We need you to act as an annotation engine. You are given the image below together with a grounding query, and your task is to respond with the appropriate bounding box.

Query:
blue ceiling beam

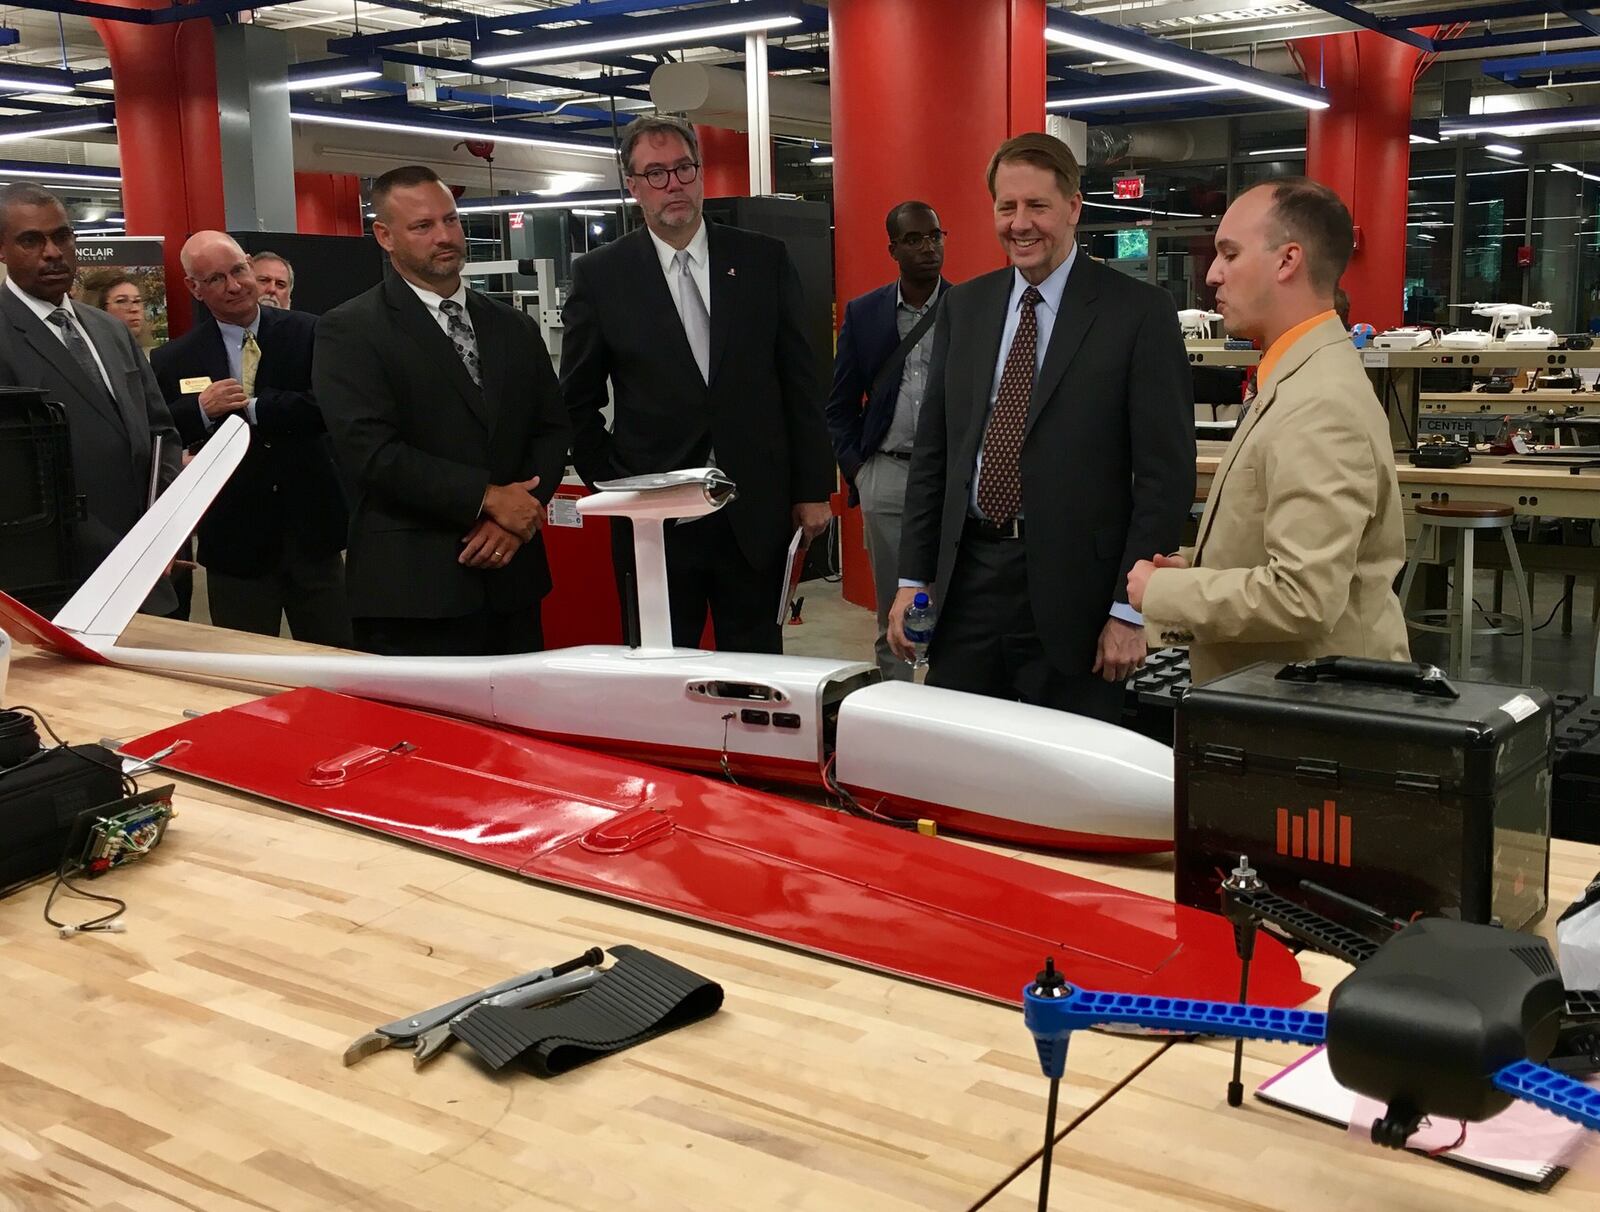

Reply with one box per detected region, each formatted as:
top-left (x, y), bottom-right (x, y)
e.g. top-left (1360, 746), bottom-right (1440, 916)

top-left (328, 0), bottom-right (677, 57)
top-left (1483, 45), bottom-right (1600, 78)
top-left (1443, 21), bottom-right (1598, 49)
top-left (1563, 3), bottom-right (1600, 33)
top-left (1292, 0), bottom-right (1436, 48)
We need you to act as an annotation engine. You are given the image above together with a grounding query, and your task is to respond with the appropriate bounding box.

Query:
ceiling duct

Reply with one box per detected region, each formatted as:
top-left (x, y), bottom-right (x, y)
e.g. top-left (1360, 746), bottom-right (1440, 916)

top-left (650, 62), bottom-right (830, 140)
top-left (1086, 124), bottom-right (1198, 167)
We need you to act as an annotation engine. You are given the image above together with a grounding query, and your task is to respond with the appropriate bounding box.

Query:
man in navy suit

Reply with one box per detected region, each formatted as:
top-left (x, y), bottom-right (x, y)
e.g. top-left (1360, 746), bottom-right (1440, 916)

top-left (825, 201), bottom-right (949, 679)
top-left (152, 230), bottom-right (350, 645)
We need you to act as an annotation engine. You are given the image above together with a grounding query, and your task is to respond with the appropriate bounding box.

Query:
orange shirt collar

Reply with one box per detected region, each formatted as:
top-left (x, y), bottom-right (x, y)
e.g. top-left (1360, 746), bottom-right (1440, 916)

top-left (1256, 310), bottom-right (1338, 391)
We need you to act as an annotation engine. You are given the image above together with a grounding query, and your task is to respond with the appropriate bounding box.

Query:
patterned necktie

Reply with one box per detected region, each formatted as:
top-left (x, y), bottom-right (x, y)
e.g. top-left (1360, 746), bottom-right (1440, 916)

top-left (673, 249), bottom-right (711, 384)
top-left (437, 298), bottom-right (481, 387)
top-left (45, 307), bottom-right (110, 397)
top-left (975, 286), bottom-right (1042, 523)
top-left (240, 330), bottom-right (261, 396)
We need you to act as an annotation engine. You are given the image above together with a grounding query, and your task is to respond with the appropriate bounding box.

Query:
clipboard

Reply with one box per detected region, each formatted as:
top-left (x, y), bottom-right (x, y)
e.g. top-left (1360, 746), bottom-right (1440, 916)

top-left (776, 527), bottom-right (806, 625)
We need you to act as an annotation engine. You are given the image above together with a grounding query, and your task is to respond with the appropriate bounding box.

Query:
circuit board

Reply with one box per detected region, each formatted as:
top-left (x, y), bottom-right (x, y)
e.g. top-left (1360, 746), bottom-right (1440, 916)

top-left (75, 784), bottom-right (175, 877)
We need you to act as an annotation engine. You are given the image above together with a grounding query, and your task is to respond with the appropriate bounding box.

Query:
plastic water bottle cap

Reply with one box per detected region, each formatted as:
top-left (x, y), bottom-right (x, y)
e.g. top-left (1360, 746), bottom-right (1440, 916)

top-left (913, 592), bottom-right (930, 609)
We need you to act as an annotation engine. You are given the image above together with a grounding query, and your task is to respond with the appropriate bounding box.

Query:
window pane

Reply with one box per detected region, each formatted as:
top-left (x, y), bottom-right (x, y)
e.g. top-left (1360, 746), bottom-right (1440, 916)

top-left (1404, 150), bottom-right (1454, 327)
top-left (1530, 150), bottom-right (1600, 336)
top-left (1457, 151), bottom-right (1529, 318)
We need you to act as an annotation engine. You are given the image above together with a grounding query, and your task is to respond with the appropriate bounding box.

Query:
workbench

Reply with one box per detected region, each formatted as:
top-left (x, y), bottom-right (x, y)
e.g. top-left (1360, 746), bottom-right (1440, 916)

top-left (2, 619), bottom-right (1597, 1212)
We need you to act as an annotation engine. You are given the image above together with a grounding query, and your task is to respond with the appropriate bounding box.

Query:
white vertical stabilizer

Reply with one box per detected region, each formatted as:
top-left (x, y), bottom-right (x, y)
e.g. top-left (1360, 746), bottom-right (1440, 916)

top-left (53, 416), bottom-right (249, 644)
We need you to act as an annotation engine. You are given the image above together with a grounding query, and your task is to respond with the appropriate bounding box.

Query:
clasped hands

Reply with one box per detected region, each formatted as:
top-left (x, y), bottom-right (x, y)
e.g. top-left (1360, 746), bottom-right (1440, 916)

top-left (460, 476), bottom-right (545, 568)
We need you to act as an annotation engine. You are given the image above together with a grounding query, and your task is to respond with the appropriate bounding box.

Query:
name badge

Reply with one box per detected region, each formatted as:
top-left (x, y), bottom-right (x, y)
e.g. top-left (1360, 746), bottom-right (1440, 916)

top-left (179, 376), bottom-right (212, 394)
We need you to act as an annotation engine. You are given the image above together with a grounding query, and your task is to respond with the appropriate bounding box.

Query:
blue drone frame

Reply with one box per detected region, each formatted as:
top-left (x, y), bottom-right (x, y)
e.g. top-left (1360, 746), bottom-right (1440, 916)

top-left (1022, 859), bottom-right (1600, 1211)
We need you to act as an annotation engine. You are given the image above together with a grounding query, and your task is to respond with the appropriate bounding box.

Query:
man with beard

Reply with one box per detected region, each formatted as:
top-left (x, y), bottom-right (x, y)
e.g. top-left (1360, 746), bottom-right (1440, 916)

top-left (315, 165), bottom-right (570, 656)
top-left (561, 115), bottom-right (834, 653)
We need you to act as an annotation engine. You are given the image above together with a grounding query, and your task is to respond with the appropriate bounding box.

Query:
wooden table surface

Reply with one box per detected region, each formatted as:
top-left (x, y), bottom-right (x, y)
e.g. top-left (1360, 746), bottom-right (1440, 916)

top-left (2, 619), bottom-right (1596, 1211)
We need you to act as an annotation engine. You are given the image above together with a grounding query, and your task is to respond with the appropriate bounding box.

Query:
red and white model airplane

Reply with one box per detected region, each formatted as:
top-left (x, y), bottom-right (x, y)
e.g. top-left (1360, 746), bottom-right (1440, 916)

top-left (0, 416), bottom-right (1174, 853)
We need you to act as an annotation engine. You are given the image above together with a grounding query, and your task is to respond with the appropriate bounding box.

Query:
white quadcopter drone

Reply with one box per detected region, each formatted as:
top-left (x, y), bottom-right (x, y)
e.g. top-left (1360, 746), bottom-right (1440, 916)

top-left (1177, 308), bottom-right (1224, 340)
top-left (1439, 301), bottom-right (1557, 350)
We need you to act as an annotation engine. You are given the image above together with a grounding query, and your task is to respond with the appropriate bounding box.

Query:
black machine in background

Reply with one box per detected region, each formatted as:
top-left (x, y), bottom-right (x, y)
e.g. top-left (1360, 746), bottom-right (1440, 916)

top-left (0, 386), bottom-right (82, 615)
top-left (1174, 657), bottom-right (1551, 933)
top-left (227, 231), bottom-right (386, 317)
top-left (702, 196), bottom-right (834, 405)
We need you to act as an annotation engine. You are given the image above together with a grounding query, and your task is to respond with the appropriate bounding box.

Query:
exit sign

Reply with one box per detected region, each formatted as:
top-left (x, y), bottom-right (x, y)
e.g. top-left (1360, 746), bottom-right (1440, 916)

top-left (508, 211), bottom-right (525, 230)
top-left (1113, 176), bottom-right (1145, 200)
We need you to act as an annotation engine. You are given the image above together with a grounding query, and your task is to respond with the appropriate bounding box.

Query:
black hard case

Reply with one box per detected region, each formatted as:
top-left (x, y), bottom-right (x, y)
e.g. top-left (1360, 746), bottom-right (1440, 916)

top-left (1174, 658), bottom-right (1551, 931)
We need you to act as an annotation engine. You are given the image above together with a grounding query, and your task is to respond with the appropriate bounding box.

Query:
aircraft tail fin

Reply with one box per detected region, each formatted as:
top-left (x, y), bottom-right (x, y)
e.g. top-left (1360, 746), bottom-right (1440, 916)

top-left (52, 415), bottom-right (249, 643)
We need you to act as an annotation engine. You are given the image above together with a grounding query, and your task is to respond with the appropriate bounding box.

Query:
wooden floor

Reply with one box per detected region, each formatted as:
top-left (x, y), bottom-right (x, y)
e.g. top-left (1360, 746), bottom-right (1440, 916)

top-left (1, 619), bottom-right (1597, 1211)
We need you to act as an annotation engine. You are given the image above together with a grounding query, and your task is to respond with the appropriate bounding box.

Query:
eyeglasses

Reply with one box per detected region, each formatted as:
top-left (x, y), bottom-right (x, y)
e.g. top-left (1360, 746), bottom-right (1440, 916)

top-left (897, 229), bottom-right (948, 250)
top-left (196, 263), bottom-right (253, 291)
top-left (630, 161), bottom-right (701, 190)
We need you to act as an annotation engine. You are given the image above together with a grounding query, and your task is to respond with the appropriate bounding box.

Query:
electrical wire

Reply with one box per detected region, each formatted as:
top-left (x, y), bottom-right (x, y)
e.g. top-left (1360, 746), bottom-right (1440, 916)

top-left (821, 752), bottom-right (919, 829)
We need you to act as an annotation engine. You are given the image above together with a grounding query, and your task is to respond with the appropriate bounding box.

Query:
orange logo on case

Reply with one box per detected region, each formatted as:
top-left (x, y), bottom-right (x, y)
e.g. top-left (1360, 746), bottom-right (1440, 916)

top-left (1275, 800), bottom-right (1352, 866)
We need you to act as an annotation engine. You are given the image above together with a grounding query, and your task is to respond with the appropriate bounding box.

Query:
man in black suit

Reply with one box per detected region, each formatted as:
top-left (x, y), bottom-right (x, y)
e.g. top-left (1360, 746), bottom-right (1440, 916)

top-left (315, 165), bottom-right (569, 657)
top-left (151, 230), bottom-right (349, 645)
top-left (561, 115), bottom-right (835, 654)
top-left (0, 182), bottom-right (181, 614)
top-left (891, 133), bottom-right (1195, 722)
top-left (826, 200), bottom-right (950, 680)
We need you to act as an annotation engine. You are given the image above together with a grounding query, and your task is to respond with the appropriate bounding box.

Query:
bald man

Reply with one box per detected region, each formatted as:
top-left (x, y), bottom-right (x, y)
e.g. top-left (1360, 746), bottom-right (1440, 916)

top-left (150, 230), bottom-right (350, 644)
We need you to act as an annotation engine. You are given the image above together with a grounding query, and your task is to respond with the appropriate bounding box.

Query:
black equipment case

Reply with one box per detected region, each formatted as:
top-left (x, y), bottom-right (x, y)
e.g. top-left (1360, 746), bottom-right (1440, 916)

top-left (0, 744), bottom-right (124, 893)
top-left (1175, 657), bottom-right (1551, 931)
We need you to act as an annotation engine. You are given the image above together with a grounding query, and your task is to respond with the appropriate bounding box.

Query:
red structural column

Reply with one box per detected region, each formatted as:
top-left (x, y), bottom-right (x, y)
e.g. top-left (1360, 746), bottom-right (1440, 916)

top-left (829, 0), bottom-right (1046, 609)
top-left (1292, 31), bottom-right (1434, 331)
top-left (295, 172), bottom-right (365, 236)
top-left (695, 123), bottom-right (749, 197)
top-left (93, 3), bottom-right (226, 337)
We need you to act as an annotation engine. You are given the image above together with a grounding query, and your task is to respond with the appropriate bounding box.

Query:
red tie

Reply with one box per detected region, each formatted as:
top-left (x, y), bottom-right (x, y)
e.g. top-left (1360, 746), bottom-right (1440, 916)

top-left (976, 285), bottom-right (1042, 523)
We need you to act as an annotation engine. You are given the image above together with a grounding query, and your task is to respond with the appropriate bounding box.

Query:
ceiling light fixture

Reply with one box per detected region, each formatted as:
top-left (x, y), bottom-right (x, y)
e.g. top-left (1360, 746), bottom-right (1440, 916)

top-left (473, 1), bottom-right (805, 69)
top-left (1247, 145), bottom-right (1307, 156)
top-left (0, 158), bottom-right (120, 184)
top-left (810, 154), bottom-right (833, 165)
top-left (286, 58), bottom-right (384, 92)
top-left (0, 105), bottom-right (116, 144)
top-left (1044, 11), bottom-right (1329, 110)
top-left (0, 63), bottom-right (76, 95)
top-left (1443, 107), bottom-right (1600, 138)
top-left (290, 102), bottom-right (614, 158)
top-left (1046, 84), bottom-right (1227, 109)
top-left (1554, 162), bottom-right (1600, 184)
top-left (455, 190), bottom-right (629, 214)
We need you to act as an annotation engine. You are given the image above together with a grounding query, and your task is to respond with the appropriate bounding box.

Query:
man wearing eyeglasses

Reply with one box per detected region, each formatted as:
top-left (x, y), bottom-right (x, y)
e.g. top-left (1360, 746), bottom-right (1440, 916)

top-left (826, 201), bottom-right (951, 680)
top-left (562, 115), bottom-right (835, 654)
top-left (151, 229), bottom-right (350, 645)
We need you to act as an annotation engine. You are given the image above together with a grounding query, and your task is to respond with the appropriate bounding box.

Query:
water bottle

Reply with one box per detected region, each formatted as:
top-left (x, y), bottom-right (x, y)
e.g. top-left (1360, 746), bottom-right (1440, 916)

top-left (903, 592), bottom-right (936, 668)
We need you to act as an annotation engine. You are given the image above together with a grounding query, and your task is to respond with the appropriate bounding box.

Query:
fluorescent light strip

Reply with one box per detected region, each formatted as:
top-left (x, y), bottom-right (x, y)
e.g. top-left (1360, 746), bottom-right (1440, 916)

top-left (0, 165), bottom-right (121, 183)
top-left (474, 14), bottom-right (802, 68)
top-left (457, 198), bottom-right (625, 213)
top-left (1082, 198), bottom-right (1203, 218)
top-left (809, 155), bottom-right (833, 164)
top-left (571, 208), bottom-right (612, 216)
top-left (1247, 145), bottom-right (1306, 156)
top-left (0, 119), bottom-right (114, 143)
top-left (1554, 162), bottom-right (1600, 184)
top-left (1409, 133), bottom-right (1438, 145)
top-left (1045, 25), bottom-right (1328, 111)
top-left (286, 70), bottom-right (383, 92)
top-left (291, 110), bottom-right (613, 158)
top-left (0, 77), bottom-right (74, 95)
top-left (1046, 84), bottom-right (1226, 109)
top-left (1447, 115), bottom-right (1600, 138)
top-left (1484, 143), bottom-right (1522, 156)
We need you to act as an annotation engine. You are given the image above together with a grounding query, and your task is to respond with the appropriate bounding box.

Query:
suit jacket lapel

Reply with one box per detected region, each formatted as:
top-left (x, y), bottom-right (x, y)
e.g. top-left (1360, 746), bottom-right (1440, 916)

top-left (706, 223), bottom-right (734, 387)
top-left (625, 228), bottom-right (704, 390)
top-left (197, 317), bottom-right (231, 384)
top-left (969, 270), bottom-right (1012, 448)
top-left (383, 275), bottom-right (490, 430)
top-left (80, 314), bottom-right (146, 457)
top-left (1, 291), bottom-right (125, 436)
top-left (1026, 255), bottom-right (1099, 435)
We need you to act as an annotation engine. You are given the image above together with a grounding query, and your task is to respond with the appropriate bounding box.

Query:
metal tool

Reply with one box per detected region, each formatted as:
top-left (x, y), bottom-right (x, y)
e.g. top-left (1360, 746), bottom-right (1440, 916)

top-left (411, 965), bottom-right (601, 1068)
top-left (342, 946), bottom-right (604, 1066)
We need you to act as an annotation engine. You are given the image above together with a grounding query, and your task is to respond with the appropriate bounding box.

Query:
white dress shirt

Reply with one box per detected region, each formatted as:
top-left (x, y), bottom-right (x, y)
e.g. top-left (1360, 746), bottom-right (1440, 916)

top-left (648, 219), bottom-right (712, 330)
top-left (402, 276), bottom-right (474, 340)
top-left (6, 276), bottom-right (116, 395)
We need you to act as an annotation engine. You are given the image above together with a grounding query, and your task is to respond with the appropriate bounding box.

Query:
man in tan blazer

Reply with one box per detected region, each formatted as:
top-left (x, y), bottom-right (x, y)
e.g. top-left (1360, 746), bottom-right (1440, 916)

top-left (1126, 177), bottom-right (1409, 685)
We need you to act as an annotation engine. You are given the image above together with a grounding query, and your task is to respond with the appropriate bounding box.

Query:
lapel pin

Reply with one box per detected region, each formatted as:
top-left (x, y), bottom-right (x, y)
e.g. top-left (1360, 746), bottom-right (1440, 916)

top-left (727, 267), bottom-right (736, 277)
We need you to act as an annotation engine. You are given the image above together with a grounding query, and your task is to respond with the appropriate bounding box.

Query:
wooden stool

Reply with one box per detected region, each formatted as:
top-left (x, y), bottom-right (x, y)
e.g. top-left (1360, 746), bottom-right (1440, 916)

top-left (1397, 501), bottom-right (1533, 684)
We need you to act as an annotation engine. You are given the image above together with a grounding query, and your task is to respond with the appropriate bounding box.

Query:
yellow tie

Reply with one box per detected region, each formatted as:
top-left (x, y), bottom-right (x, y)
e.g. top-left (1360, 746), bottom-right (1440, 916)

top-left (241, 331), bottom-right (261, 396)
